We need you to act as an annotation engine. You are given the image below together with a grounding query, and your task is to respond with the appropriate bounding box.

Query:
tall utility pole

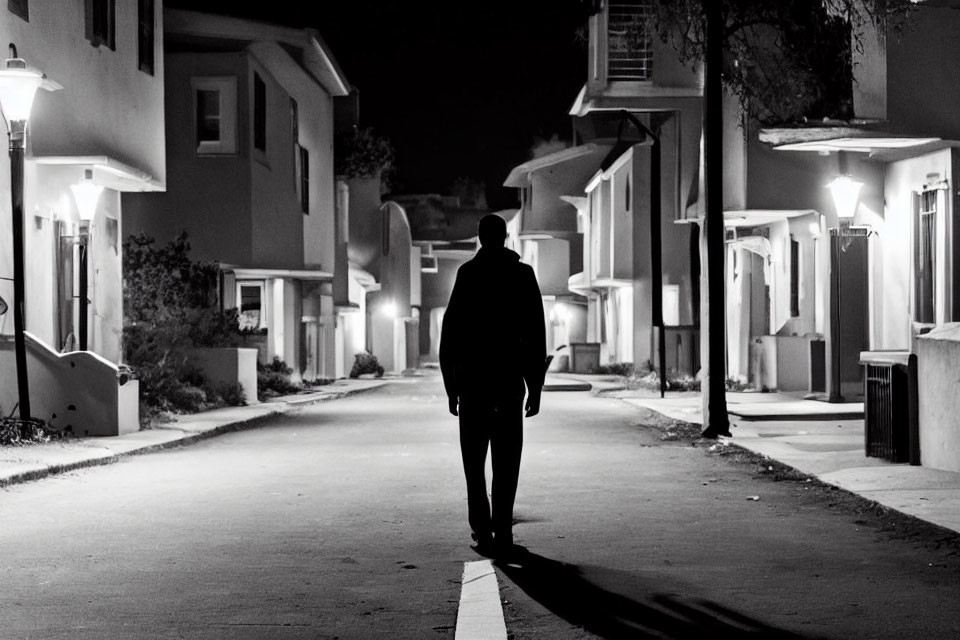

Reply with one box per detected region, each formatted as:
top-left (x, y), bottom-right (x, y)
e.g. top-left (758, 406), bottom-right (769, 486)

top-left (700, 0), bottom-right (730, 438)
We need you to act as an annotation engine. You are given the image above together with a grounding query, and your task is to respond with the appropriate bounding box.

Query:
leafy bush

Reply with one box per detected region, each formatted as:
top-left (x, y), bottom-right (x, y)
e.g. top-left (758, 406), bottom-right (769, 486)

top-left (589, 362), bottom-right (635, 376)
top-left (627, 368), bottom-right (702, 392)
top-left (0, 417), bottom-right (67, 445)
top-left (257, 357), bottom-right (302, 400)
top-left (725, 377), bottom-right (751, 392)
top-left (123, 232), bottom-right (244, 424)
top-left (349, 351), bottom-right (384, 378)
top-left (206, 381), bottom-right (246, 407)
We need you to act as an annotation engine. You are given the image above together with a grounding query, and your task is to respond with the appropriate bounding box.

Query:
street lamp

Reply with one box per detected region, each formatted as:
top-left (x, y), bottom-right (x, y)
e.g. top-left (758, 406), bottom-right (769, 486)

top-left (826, 174), bottom-right (863, 235)
top-left (825, 154), bottom-right (866, 403)
top-left (70, 169), bottom-right (103, 351)
top-left (0, 45), bottom-right (47, 420)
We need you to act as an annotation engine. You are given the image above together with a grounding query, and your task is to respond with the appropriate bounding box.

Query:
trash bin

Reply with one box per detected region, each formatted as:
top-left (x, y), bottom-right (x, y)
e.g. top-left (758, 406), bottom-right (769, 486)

top-left (569, 343), bottom-right (601, 374)
top-left (859, 350), bottom-right (919, 464)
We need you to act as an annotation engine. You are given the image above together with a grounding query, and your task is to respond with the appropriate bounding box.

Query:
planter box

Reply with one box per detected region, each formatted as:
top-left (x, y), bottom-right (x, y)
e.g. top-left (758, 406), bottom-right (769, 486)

top-left (188, 348), bottom-right (259, 405)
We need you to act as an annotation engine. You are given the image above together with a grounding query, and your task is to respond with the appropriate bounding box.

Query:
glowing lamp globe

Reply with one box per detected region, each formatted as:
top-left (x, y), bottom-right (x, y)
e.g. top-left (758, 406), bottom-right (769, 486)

top-left (70, 169), bottom-right (103, 221)
top-left (826, 175), bottom-right (863, 221)
top-left (0, 56), bottom-right (43, 129)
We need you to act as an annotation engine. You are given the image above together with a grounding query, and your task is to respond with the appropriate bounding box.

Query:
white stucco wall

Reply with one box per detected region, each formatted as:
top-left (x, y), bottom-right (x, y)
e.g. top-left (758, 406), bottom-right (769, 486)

top-left (2, 0), bottom-right (166, 185)
top-left (878, 148), bottom-right (954, 349)
top-left (916, 324), bottom-right (960, 473)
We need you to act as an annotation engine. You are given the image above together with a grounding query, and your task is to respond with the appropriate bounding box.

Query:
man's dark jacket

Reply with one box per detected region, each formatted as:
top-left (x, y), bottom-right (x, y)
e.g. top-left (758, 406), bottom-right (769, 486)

top-left (439, 246), bottom-right (546, 402)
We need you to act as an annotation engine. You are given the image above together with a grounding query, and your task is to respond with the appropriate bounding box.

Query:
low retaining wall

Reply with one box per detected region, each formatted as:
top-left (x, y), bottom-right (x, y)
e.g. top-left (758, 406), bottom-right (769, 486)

top-left (188, 347), bottom-right (259, 405)
top-left (0, 332), bottom-right (139, 436)
top-left (916, 323), bottom-right (960, 473)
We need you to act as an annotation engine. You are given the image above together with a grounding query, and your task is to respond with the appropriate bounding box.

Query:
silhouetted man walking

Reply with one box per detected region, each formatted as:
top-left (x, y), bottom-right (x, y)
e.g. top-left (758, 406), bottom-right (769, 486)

top-left (439, 213), bottom-right (546, 558)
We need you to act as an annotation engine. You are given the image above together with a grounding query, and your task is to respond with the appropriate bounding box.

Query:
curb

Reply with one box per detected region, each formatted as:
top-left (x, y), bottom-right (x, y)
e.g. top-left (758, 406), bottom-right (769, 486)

top-left (631, 402), bottom-right (960, 540)
top-left (711, 437), bottom-right (960, 541)
top-left (0, 382), bottom-right (385, 489)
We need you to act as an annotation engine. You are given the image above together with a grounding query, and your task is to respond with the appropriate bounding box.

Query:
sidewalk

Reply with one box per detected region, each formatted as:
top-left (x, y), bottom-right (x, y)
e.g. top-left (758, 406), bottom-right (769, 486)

top-left (0, 377), bottom-right (387, 488)
top-left (570, 377), bottom-right (960, 537)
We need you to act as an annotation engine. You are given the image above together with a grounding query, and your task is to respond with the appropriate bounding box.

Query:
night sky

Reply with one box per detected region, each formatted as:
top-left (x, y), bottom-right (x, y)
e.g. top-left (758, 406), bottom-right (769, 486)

top-left (165, 1), bottom-right (589, 210)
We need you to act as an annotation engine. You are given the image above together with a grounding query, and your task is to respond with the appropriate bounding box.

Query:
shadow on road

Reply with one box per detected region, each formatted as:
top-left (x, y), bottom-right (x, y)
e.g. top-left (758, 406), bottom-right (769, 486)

top-left (496, 549), bottom-right (820, 640)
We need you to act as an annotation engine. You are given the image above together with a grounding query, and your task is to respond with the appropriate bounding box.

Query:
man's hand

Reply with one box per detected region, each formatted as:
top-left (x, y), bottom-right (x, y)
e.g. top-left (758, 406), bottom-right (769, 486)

top-left (448, 396), bottom-right (459, 417)
top-left (524, 391), bottom-right (541, 418)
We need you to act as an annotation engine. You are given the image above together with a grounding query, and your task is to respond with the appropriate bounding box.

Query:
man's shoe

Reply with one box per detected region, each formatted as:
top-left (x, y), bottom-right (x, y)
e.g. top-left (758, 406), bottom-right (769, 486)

top-left (492, 533), bottom-right (517, 561)
top-left (470, 532), bottom-right (495, 558)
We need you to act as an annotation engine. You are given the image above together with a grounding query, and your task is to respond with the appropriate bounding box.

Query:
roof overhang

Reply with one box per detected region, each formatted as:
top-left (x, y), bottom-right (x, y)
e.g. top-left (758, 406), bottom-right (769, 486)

top-left (30, 155), bottom-right (163, 192)
top-left (569, 83), bottom-right (703, 117)
top-left (760, 126), bottom-right (940, 155)
top-left (723, 209), bottom-right (820, 227)
top-left (503, 143), bottom-right (612, 188)
top-left (165, 9), bottom-right (350, 97)
top-left (771, 136), bottom-right (941, 153)
top-left (349, 265), bottom-right (381, 292)
top-left (225, 266), bottom-right (334, 281)
top-left (589, 277), bottom-right (633, 289)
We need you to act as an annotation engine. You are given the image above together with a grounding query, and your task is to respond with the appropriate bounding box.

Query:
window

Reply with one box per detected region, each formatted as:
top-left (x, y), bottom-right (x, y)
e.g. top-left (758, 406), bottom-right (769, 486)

top-left (915, 189), bottom-right (937, 324)
top-left (238, 282), bottom-right (265, 331)
top-left (607, 0), bottom-right (654, 81)
top-left (137, 0), bottom-right (155, 75)
top-left (299, 147), bottom-right (310, 213)
top-left (85, 0), bottom-right (116, 50)
top-left (8, 0), bottom-right (28, 21)
top-left (625, 176), bottom-right (631, 211)
top-left (253, 72), bottom-right (266, 152)
top-left (790, 237), bottom-right (800, 318)
top-left (192, 77), bottom-right (237, 155)
top-left (290, 98), bottom-right (299, 190)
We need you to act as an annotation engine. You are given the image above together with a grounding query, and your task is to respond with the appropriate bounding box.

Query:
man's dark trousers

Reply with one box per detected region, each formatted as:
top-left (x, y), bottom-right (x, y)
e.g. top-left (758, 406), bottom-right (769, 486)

top-left (458, 396), bottom-right (523, 543)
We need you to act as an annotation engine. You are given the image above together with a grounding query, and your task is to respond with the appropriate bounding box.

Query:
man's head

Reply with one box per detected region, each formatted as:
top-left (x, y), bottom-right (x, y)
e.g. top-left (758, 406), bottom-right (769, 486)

top-left (478, 214), bottom-right (507, 248)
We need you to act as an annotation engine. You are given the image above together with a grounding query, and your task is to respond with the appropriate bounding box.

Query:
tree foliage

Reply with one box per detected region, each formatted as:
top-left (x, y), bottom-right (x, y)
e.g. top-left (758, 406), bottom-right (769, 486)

top-left (647, 0), bottom-right (919, 125)
top-left (335, 126), bottom-right (397, 192)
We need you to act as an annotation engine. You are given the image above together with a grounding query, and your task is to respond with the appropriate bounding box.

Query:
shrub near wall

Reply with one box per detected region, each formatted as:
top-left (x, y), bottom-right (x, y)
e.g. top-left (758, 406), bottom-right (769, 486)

top-left (123, 232), bottom-right (245, 423)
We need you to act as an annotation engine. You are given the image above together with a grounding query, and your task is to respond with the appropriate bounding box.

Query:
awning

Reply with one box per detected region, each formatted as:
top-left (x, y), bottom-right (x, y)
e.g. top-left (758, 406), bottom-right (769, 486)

top-left (760, 127), bottom-right (940, 155)
top-left (349, 265), bottom-right (381, 292)
top-left (30, 155), bottom-right (163, 192)
top-left (224, 266), bottom-right (333, 281)
top-left (503, 143), bottom-right (612, 188)
top-left (724, 209), bottom-right (820, 227)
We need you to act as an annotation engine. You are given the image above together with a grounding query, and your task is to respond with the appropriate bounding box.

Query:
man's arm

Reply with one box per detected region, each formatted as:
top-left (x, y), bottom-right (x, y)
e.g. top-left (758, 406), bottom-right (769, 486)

top-left (439, 270), bottom-right (464, 416)
top-left (521, 265), bottom-right (547, 417)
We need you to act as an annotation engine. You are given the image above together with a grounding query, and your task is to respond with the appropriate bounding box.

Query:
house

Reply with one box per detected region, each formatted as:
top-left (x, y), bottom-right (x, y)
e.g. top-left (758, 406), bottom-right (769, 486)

top-left (0, 0), bottom-right (165, 435)
top-left (123, 9), bottom-right (350, 382)
top-left (341, 176), bottom-right (420, 374)
top-left (739, 1), bottom-right (960, 472)
top-left (503, 146), bottom-right (606, 370)
top-left (563, 0), bottom-right (702, 376)
top-left (397, 194), bottom-right (499, 363)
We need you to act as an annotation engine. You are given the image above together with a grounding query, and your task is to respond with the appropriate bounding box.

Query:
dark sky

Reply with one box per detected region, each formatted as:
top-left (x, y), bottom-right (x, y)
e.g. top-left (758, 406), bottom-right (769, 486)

top-left (165, 1), bottom-right (589, 209)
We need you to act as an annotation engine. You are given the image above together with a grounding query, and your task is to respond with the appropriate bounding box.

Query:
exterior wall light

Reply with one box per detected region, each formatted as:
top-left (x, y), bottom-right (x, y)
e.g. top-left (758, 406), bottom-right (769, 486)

top-left (381, 301), bottom-right (397, 318)
top-left (70, 169), bottom-right (103, 350)
top-left (70, 169), bottom-right (103, 221)
top-left (826, 174), bottom-right (863, 231)
top-left (0, 44), bottom-right (59, 419)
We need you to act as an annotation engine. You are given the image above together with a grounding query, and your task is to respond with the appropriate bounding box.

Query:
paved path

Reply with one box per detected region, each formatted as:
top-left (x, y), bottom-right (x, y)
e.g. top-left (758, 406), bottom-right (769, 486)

top-left (1, 372), bottom-right (958, 639)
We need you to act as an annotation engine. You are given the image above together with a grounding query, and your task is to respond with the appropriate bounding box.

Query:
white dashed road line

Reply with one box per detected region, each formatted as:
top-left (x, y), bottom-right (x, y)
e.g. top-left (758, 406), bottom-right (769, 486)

top-left (455, 560), bottom-right (508, 640)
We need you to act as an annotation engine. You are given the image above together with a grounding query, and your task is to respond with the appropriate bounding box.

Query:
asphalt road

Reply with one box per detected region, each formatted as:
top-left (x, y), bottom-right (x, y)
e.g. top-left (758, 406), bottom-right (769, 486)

top-left (1, 371), bottom-right (958, 639)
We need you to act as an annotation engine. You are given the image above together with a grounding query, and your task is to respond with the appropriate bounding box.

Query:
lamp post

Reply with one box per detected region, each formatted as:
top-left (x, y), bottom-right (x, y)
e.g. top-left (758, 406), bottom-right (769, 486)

top-left (826, 156), bottom-right (864, 402)
top-left (0, 45), bottom-right (45, 420)
top-left (70, 169), bottom-right (103, 351)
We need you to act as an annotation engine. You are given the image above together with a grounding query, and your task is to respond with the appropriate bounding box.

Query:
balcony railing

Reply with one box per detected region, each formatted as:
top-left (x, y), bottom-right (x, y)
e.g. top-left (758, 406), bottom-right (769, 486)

top-left (607, 0), bottom-right (654, 81)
